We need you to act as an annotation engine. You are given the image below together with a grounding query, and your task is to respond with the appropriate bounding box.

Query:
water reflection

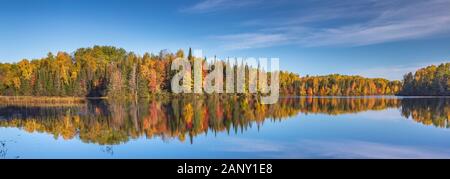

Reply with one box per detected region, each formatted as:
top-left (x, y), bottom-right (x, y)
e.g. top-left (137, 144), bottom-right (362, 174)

top-left (401, 98), bottom-right (450, 128)
top-left (0, 96), bottom-right (448, 145)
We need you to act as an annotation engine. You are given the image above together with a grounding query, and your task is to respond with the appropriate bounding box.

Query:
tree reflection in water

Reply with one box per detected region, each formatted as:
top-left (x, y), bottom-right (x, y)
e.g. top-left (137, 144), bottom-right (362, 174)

top-left (0, 96), bottom-right (448, 145)
top-left (401, 98), bottom-right (450, 128)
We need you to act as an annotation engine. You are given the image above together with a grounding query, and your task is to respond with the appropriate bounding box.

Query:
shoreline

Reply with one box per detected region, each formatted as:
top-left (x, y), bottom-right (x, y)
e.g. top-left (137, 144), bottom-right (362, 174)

top-left (0, 96), bottom-right (93, 104)
top-left (0, 95), bottom-right (449, 101)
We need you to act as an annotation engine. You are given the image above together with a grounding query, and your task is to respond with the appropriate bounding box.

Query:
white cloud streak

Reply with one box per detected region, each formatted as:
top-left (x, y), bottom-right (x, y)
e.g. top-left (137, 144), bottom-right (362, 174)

top-left (211, 0), bottom-right (450, 49)
top-left (182, 0), bottom-right (264, 13)
top-left (217, 138), bottom-right (450, 158)
top-left (295, 139), bottom-right (450, 159)
top-left (212, 33), bottom-right (290, 50)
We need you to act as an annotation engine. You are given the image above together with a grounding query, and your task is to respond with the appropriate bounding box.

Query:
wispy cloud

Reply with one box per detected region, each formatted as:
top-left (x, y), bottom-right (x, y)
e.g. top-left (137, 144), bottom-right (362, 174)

top-left (211, 33), bottom-right (291, 50)
top-left (212, 0), bottom-right (450, 49)
top-left (294, 139), bottom-right (450, 159)
top-left (182, 0), bottom-right (264, 13)
top-left (216, 138), bottom-right (450, 158)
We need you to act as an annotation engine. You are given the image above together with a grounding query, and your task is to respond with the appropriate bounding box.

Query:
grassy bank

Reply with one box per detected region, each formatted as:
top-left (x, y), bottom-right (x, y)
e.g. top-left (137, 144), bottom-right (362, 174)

top-left (0, 96), bottom-right (92, 106)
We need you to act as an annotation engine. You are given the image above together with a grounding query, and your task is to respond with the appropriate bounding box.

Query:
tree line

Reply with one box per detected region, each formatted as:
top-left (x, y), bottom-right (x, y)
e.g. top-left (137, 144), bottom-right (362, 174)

top-left (0, 46), bottom-right (174, 98)
top-left (400, 63), bottom-right (450, 96)
top-left (279, 73), bottom-right (402, 96)
top-left (0, 45), bottom-right (447, 97)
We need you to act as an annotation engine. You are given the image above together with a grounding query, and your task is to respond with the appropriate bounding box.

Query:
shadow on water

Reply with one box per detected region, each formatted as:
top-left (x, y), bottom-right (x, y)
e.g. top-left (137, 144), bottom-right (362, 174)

top-left (0, 96), bottom-right (448, 145)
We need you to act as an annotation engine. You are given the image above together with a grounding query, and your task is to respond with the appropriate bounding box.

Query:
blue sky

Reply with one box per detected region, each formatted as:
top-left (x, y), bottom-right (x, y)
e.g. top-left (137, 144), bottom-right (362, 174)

top-left (0, 0), bottom-right (449, 80)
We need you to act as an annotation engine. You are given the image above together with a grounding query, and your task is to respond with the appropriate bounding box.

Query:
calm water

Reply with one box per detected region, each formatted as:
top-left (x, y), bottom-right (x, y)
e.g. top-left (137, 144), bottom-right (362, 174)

top-left (0, 96), bottom-right (449, 159)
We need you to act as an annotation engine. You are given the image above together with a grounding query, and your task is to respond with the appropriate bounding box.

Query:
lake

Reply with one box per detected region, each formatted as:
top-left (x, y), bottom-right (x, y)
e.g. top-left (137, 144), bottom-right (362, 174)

top-left (0, 96), bottom-right (449, 159)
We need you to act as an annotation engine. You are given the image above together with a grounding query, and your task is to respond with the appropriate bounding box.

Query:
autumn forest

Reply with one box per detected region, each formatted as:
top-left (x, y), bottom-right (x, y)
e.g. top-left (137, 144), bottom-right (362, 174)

top-left (0, 46), bottom-right (448, 98)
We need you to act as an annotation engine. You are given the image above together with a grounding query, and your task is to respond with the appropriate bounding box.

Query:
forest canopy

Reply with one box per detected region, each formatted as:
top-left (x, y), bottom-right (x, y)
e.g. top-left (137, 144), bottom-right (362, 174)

top-left (0, 46), bottom-right (446, 98)
top-left (400, 63), bottom-right (450, 96)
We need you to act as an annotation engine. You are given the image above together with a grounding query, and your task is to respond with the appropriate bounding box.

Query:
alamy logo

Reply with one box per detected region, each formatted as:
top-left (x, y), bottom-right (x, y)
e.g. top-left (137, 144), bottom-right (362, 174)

top-left (171, 50), bottom-right (280, 104)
